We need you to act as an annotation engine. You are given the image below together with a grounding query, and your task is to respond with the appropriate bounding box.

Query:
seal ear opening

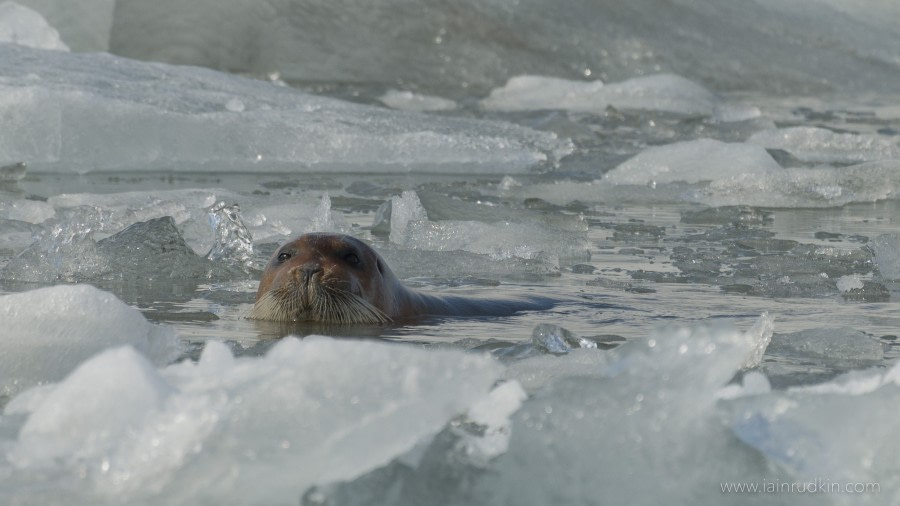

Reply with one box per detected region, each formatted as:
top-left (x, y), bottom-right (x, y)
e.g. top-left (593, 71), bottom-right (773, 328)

top-left (376, 258), bottom-right (385, 275)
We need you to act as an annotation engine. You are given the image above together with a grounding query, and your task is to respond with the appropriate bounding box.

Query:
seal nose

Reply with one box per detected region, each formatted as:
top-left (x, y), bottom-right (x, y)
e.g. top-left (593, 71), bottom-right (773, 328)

top-left (301, 266), bottom-right (323, 277)
top-left (293, 264), bottom-right (323, 283)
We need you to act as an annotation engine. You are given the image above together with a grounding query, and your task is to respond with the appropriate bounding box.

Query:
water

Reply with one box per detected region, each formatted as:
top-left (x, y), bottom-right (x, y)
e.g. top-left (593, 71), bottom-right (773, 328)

top-left (2, 1), bottom-right (900, 504)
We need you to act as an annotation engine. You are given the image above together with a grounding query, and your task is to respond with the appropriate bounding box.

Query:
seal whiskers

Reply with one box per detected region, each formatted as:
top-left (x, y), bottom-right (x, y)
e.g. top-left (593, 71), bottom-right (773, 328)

top-left (248, 280), bottom-right (391, 324)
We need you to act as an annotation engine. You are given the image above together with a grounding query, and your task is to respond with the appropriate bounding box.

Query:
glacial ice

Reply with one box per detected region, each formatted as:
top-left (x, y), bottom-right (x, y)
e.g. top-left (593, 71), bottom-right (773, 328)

top-left (603, 139), bottom-right (782, 185)
top-left (0, 1), bottom-right (68, 50)
top-left (0, 337), bottom-right (503, 505)
top-left (748, 127), bottom-right (900, 164)
top-left (0, 43), bottom-right (570, 173)
top-left (482, 74), bottom-right (720, 117)
top-left (0, 284), bottom-right (181, 397)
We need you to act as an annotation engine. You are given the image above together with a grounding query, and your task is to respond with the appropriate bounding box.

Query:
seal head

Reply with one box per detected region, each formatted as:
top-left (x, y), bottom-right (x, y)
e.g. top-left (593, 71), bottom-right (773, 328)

top-left (249, 233), bottom-right (394, 324)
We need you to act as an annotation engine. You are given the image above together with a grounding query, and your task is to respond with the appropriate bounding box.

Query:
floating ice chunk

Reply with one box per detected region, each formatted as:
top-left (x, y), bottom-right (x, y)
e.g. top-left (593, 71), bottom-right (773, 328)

top-left (0, 161), bottom-right (26, 181)
top-left (726, 361), bottom-right (900, 492)
top-left (711, 103), bottom-right (761, 123)
top-left (383, 191), bottom-right (589, 260)
top-left (836, 274), bottom-right (865, 292)
top-left (461, 380), bottom-right (527, 465)
top-left (498, 175), bottom-right (521, 191)
top-left (309, 192), bottom-right (335, 232)
top-left (2, 214), bottom-right (211, 283)
top-left (8, 346), bottom-right (173, 467)
top-left (695, 160), bottom-right (900, 208)
top-left (0, 2), bottom-right (69, 50)
top-left (399, 219), bottom-right (590, 261)
top-left (870, 234), bottom-right (900, 280)
top-left (0, 285), bottom-right (180, 397)
top-left (95, 216), bottom-right (211, 281)
top-left (766, 328), bottom-right (884, 367)
top-left (531, 323), bottom-right (596, 355)
top-left (377, 246), bottom-right (561, 281)
top-left (0, 207), bottom-right (110, 282)
top-left (482, 74), bottom-right (719, 116)
top-left (388, 191), bottom-right (429, 244)
top-left (604, 139), bottom-right (782, 185)
top-left (485, 315), bottom-right (778, 504)
top-left (205, 201), bottom-right (254, 269)
top-left (0, 44), bottom-right (570, 173)
top-left (482, 75), bottom-right (606, 112)
top-left (741, 312), bottom-right (774, 369)
top-left (379, 90), bottom-right (456, 112)
top-left (1, 336), bottom-right (502, 504)
top-left (0, 218), bottom-right (38, 255)
top-left (14, 0), bottom-right (113, 51)
top-left (748, 127), bottom-right (900, 164)
top-left (0, 198), bottom-right (54, 224)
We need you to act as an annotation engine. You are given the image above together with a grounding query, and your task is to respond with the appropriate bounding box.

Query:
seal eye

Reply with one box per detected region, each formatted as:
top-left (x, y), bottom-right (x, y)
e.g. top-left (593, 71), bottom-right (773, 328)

top-left (344, 253), bottom-right (360, 266)
top-left (277, 252), bottom-right (291, 262)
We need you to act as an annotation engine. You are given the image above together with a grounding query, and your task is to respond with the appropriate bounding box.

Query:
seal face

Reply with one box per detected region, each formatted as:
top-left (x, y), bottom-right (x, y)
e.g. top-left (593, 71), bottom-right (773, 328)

top-left (249, 233), bottom-right (393, 324)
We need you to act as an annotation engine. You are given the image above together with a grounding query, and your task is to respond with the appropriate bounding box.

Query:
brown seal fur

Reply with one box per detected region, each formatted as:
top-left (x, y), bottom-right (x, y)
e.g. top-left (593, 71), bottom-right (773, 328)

top-left (249, 233), bottom-right (552, 324)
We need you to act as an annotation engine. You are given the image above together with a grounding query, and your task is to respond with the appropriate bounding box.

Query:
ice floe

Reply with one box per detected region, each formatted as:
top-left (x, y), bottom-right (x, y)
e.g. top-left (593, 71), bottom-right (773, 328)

top-left (0, 43), bottom-right (571, 174)
top-left (0, 1), bottom-right (68, 50)
top-left (603, 139), bottom-right (782, 185)
top-left (482, 73), bottom-right (720, 117)
top-left (0, 284), bottom-right (180, 397)
top-left (1, 336), bottom-right (502, 505)
top-left (748, 127), bottom-right (900, 164)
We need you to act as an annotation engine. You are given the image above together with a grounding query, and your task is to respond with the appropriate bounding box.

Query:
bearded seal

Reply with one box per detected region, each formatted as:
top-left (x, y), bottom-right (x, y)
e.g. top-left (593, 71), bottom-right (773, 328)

top-left (249, 233), bottom-right (554, 324)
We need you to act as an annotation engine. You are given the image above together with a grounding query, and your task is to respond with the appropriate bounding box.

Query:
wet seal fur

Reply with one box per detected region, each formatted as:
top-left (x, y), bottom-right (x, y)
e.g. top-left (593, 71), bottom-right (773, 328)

top-left (249, 232), bottom-right (554, 324)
